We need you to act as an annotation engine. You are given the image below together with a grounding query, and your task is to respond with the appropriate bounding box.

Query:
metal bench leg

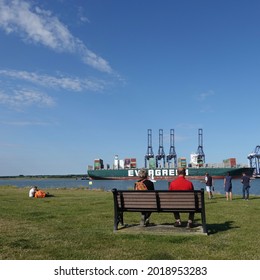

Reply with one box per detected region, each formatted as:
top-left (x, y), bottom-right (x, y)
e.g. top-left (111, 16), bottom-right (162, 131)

top-left (114, 212), bottom-right (124, 231)
top-left (201, 212), bottom-right (207, 234)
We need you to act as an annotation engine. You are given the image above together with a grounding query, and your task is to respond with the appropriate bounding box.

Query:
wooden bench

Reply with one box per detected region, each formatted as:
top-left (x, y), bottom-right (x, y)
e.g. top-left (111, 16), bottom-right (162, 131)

top-left (112, 188), bottom-right (207, 234)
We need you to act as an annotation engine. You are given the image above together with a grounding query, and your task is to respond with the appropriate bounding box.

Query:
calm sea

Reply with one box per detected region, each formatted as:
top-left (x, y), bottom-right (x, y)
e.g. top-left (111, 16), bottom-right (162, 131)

top-left (0, 178), bottom-right (259, 196)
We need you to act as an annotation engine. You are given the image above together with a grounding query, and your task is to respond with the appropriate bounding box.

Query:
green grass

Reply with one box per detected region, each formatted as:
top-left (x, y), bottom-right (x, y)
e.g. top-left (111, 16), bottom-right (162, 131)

top-left (0, 186), bottom-right (260, 260)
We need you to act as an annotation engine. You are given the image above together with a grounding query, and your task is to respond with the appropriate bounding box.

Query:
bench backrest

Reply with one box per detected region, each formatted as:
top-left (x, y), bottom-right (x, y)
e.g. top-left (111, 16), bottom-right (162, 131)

top-left (112, 189), bottom-right (204, 213)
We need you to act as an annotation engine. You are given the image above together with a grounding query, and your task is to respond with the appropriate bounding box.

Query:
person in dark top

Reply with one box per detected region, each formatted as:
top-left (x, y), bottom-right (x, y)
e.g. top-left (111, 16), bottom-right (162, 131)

top-left (224, 172), bottom-right (232, 201)
top-left (134, 168), bottom-right (154, 226)
top-left (205, 172), bottom-right (213, 199)
top-left (241, 172), bottom-right (251, 200)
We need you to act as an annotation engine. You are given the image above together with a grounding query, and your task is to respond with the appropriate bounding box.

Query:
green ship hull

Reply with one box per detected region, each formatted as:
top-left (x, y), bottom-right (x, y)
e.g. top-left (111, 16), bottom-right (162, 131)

top-left (88, 167), bottom-right (254, 180)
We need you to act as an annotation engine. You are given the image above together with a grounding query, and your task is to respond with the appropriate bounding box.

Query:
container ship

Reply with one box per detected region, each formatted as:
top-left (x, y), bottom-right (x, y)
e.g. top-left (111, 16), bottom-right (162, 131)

top-left (87, 167), bottom-right (254, 180)
top-left (87, 129), bottom-right (255, 180)
top-left (87, 156), bottom-right (254, 181)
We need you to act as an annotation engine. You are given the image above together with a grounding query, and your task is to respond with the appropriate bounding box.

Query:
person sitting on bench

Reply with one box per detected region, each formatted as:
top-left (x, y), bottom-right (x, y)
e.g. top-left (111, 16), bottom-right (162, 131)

top-left (134, 168), bottom-right (154, 226)
top-left (169, 167), bottom-right (194, 228)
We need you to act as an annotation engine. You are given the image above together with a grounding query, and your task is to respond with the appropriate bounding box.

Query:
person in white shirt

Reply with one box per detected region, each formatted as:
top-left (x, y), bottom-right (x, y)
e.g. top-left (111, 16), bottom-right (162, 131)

top-left (205, 173), bottom-right (213, 199)
top-left (29, 186), bottom-right (38, 198)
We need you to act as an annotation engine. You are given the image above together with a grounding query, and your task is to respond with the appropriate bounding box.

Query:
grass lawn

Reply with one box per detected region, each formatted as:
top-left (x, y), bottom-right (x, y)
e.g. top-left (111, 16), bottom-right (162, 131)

top-left (0, 186), bottom-right (260, 260)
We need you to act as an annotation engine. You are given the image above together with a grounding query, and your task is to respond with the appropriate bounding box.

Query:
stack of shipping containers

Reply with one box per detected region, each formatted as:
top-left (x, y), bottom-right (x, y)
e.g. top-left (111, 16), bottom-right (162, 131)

top-left (94, 159), bottom-right (104, 170)
top-left (124, 158), bottom-right (137, 169)
top-left (130, 158), bottom-right (136, 168)
top-left (124, 158), bottom-right (131, 168)
top-left (149, 158), bottom-right (156, 168)
top-left (223, 158), bottom-right (236, 167)
top-left (178, 157), bottom-right (187, 168)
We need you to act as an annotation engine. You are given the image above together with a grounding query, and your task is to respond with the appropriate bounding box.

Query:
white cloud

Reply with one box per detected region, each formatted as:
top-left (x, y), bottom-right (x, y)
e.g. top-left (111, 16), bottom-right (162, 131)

top-left (0, 69), bottom-right (107, 92)
top-left (0, 120), bottom-right (56, 126)
top-left (196, 90), bottom-right (216, 114)
top-left (0, 0), bottom-right (113, 73)
top-left (199, 105), bottom-right (214, 113)
top-left (0, 88), bottom-right (55, 108)
top-left (77, 6), bottom-right (90, 23)
top-left (197, 90), bottom-right (215, 101)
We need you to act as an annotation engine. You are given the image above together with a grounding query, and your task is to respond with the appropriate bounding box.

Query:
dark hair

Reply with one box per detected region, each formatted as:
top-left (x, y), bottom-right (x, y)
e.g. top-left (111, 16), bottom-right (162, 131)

top-left (177, 168), bottom-right (186, 176)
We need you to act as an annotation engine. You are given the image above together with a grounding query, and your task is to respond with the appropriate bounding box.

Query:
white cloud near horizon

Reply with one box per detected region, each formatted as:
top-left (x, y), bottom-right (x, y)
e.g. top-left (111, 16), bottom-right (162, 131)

top-left (0, 0), bottom-right (113, 73)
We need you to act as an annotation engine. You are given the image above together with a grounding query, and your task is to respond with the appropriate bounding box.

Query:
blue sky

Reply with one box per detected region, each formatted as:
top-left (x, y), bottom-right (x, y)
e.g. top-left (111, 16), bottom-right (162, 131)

top-left (0, 0), bottom-right (259, 175)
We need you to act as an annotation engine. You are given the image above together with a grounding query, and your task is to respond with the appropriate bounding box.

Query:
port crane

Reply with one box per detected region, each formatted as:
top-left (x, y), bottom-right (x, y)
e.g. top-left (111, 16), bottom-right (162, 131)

top-left (156, 129), bottom-right (166, 168)
top-left (248, 145), bottom-right (260, 177)
top-left (166, 129), bottom-right (177, 167)
top-left (196, 128), bottom-right (205, 165)
top-left (144, 129), bottom-right (154, 168)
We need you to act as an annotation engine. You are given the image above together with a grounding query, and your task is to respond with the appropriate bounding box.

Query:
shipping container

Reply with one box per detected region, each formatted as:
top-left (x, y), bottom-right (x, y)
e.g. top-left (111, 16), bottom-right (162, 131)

top-left (230, 158), bottom-right (236, 167)
top-left (94, 162), bottom-right (100, 170)
top-left (124, 158), bottom-right (131, 169)
top-left (223, 158), bottom-right (237, 168)
top-left (130, 158), bottom-right (137, 168)
top-left (149, 158), bottom-right (156, 168)
top-left (88, 165), bottom-right (93, 170)
top-left (178, 157), bottom-right (187, 168)
top-left (94, 159), bottom-right (104, 170)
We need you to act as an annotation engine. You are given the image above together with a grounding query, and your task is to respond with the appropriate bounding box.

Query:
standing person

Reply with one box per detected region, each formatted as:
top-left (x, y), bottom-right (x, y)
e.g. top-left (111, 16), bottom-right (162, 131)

top-left (205, 172), bottom-right (213, 199)
top-left (169, 168), bottom-right (194, 228)
top-left (134, 168), bottom-right (154, 226)
top-left (224, 172), bottom-right (232, 201)
top-left (241, 172), bottom-right (251, 200)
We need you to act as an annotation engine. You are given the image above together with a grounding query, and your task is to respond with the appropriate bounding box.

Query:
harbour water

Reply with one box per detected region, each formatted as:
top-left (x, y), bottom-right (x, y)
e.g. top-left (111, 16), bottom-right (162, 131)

top-left (0, 178), bottom-right (259, 196)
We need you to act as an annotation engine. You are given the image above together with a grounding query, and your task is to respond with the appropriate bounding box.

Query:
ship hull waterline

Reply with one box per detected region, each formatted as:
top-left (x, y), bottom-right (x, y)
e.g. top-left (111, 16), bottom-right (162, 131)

top-left (87, 167), bottom-right (254, 181)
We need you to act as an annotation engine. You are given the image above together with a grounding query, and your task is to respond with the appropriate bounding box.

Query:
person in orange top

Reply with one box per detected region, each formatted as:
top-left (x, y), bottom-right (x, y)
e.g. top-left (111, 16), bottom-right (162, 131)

top-left (34, 189), bottom-right (46, 198)
top-left (169, 167), bottom-right (194, 228)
